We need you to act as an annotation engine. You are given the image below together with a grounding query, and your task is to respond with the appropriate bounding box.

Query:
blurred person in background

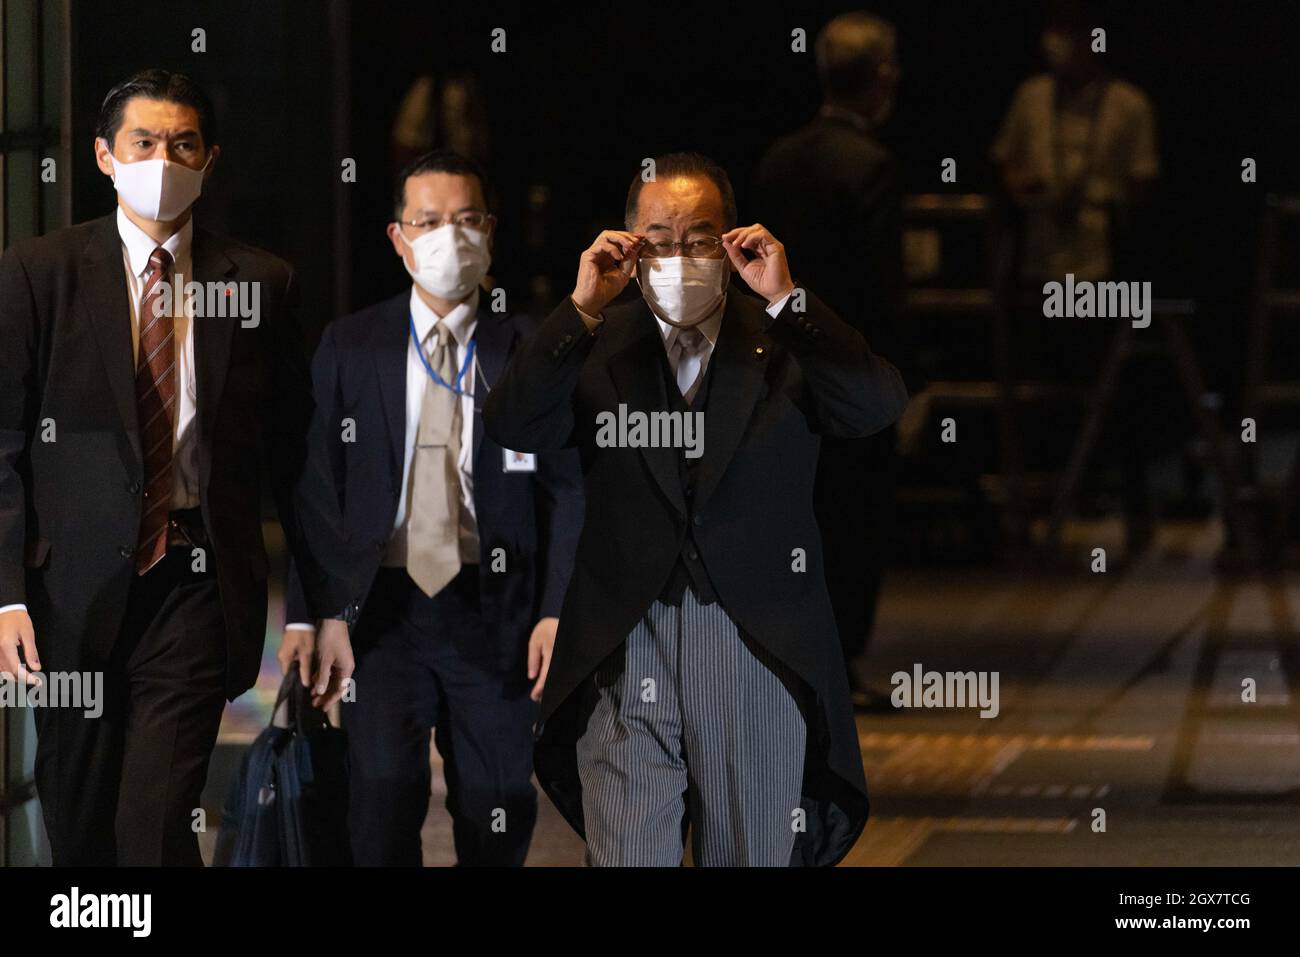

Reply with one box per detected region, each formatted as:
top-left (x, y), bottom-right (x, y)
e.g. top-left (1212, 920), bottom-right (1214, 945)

top-left (992, 0), bottom-right (1160, 551)
top-left (753, 11), bottom-right (915, 711)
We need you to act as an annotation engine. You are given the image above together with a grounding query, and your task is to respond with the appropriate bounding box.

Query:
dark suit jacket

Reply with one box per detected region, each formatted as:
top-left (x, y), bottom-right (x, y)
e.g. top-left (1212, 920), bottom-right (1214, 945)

top-left (285, 291), bottom-right (583, 664)
top-left (484, 287), bottom-right (909, 865)
top-left (753, 113), bottom-right (920, 393)
top-left (0, 212), bottom-right (347, 698)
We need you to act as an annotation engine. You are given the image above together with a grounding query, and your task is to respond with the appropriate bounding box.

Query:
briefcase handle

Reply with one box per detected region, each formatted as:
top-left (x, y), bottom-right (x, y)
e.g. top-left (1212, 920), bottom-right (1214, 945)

top-left (270, 669), bottom-right (333, 737)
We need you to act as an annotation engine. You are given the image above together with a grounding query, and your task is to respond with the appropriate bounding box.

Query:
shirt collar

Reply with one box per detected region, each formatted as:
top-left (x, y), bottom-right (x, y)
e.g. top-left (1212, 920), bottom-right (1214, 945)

top-left (409, 285), bottom-right (479, 348)
top-left (655, 293), bottom-right (725, 353)
top-left (116, 206), bottom-right (191, 277)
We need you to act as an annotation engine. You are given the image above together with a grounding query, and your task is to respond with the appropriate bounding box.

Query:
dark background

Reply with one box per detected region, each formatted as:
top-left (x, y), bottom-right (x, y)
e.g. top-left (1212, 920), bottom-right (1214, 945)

top-left (65, 0), bottom-right (1300, 417)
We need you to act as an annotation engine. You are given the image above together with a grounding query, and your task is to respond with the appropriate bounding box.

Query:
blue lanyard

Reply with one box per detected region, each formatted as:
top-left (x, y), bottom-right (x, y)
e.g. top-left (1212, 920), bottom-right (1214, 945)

top-left (409, 312), bottom-right (476, 397)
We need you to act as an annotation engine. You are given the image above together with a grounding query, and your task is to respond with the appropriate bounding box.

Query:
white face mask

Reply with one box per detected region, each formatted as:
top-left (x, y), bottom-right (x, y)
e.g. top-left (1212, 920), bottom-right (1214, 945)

top-left (637, 256), bottom-right (727, 329)
top-left (109, 151), bottom-right (210, 221)
top-left (398, 223), bottom-right (491, 300)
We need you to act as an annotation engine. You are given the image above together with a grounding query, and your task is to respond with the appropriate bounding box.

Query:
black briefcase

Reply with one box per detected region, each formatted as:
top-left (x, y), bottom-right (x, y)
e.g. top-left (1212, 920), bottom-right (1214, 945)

top-left (213, 671), bottom-right (352, 866)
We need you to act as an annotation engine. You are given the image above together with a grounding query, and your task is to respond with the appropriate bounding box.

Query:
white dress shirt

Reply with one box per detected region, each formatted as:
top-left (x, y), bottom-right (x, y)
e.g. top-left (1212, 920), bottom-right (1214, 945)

top-left (384, 286), bottom-right (480, 567)
top-left (117, 206), bottom-right (200, 510)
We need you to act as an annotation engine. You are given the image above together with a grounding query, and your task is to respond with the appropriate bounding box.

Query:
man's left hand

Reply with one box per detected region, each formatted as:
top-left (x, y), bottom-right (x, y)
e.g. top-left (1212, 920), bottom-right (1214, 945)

top-left (527, 617), bottom-right (558, 702)
top-left (722, 224), bottom-right (795, 306)
top-left (311, 617), bottom-right (355, 710)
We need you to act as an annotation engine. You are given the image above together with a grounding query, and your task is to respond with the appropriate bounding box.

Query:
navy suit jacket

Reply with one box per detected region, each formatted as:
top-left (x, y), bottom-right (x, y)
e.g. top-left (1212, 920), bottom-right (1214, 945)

top-left (286, 289), bottom-right (583, 661)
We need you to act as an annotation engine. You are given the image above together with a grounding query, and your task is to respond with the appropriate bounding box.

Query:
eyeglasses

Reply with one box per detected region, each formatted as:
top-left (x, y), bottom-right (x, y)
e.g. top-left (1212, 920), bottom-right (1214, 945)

top-left (396, 211), bottom-right (495, 234)
top-left (638, 236), bottom-right (725, 259)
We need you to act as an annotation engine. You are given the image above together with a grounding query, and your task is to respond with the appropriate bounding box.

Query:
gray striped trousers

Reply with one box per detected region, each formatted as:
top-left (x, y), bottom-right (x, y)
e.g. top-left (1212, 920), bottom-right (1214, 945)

top-left (575, 589), bottom-right (807, 866)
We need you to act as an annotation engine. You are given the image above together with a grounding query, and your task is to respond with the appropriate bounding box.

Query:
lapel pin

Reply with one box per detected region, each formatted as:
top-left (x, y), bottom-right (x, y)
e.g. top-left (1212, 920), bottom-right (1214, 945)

top-left (754, 345), bottom-right (766, 359)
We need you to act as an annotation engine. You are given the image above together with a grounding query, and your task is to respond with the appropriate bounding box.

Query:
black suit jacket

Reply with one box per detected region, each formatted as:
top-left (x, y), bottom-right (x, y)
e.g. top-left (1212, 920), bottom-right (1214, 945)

top-left (0, 213), bottom-right (347, 698)
top-left (484, 287), bottom-right (909, 865)
top-left (753, 113), bottom-right (920, 393)
top-left (285, 290), bottom-right (583, 663)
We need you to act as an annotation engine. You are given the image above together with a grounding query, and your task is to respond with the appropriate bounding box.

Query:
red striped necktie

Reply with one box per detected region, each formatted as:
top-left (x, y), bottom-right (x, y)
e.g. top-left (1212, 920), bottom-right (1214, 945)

top-left (134, 245), bottom-right (176, 574)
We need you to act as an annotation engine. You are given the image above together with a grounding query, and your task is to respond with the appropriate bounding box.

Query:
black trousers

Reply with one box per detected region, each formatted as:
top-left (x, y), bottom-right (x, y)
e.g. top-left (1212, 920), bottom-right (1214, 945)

top-left (814, 425), bottom-right (899, 663)
top-left (344, 567), bottom-right (538, 866)
top-left (33, 546), bottom-right (227, 866)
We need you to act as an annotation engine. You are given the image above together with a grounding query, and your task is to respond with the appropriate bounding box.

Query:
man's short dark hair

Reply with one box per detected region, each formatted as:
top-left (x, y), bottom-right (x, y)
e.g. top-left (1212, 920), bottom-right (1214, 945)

top-left (96, 69), bottom-right (216, 148)
top-left (624, 152), bottom-right (737, 231)
top-left (393, 149), bottom-right (494, 221)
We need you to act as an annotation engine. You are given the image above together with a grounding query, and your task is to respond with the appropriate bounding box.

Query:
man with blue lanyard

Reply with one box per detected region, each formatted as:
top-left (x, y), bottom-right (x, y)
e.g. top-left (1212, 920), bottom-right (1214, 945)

top-left (280, 149), bottom-right (583, 865)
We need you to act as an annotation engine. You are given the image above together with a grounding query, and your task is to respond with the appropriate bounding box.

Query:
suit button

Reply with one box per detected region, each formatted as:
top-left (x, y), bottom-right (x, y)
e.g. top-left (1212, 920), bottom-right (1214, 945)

top-left (562, 334), bottom-right (574, 344)
top-left (119, 545), bottom-right (134, 559)
top-left (693, 514), bottom-right (704, 526)
top-left (128, 480), bottom-right (141, 494)
top-left (687, 548), bottom-right (699, 561)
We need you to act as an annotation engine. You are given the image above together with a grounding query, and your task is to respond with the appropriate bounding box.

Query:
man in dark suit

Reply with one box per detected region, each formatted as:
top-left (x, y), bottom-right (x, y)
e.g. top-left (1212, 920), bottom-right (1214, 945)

top-left (752, 11), bottom-right (915, 710)
top-left (485, 152), bottom-right (909, 866)
top-left (280, 150), bottom-right (582, 866)
top-left (0, 69), bottom-right (347, 865)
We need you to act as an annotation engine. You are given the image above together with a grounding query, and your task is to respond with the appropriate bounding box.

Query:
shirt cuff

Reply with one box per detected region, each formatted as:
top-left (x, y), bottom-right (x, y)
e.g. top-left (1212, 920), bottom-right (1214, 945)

top-left (571, 298), bottom-right (605, 333)
top-left (0, 603), bottom-right (27, 615)
top-left (284, 622), bottom-right (316, 632)
top-left (766, 290), bottom-right (793, 317)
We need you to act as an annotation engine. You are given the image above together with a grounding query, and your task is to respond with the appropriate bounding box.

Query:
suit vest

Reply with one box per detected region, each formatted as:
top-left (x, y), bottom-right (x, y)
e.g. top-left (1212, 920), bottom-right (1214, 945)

top-left (655, 345), bottom-right (719, 606)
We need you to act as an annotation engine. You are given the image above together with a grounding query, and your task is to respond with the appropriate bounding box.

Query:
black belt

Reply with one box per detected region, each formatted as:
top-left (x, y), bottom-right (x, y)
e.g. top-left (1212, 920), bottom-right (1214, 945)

top-left (166, 506), bottom-right (210, 549)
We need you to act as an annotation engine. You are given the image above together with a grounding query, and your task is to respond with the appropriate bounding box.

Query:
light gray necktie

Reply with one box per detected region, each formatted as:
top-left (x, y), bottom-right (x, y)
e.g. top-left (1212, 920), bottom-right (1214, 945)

top-left (673, 327), bottom-right (708, 404)
top-left (406, 323), bottom-right (462, 597)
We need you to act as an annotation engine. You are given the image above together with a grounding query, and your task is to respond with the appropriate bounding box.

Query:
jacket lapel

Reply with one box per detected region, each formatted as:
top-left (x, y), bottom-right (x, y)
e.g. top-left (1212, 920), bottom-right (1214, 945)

top-left (471, 297), bottom-right (515, 469)
top-left (78, 215), bottom-right (139, 469)
top-left (373, 293), bottom-right (411, 483)
top-left (692, 295), bottom-right (770, 514)
top-left (191, 227), bottom-right (239, 493)
top-left (607, 302), bottom-right (686, 517)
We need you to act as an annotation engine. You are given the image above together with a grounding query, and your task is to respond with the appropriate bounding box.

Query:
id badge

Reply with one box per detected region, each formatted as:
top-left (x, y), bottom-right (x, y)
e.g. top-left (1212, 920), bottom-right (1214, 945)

top-left (503, 449), bottom-right (537, 473)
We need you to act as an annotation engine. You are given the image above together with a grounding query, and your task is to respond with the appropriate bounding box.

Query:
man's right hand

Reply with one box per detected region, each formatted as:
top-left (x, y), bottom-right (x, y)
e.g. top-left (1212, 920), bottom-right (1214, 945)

top-left (0, 608), bottom-right (41, 686)
top-left (278, 626), bottom-right (316, 688)
top-left (571, 230), bottom-right (643, 317)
